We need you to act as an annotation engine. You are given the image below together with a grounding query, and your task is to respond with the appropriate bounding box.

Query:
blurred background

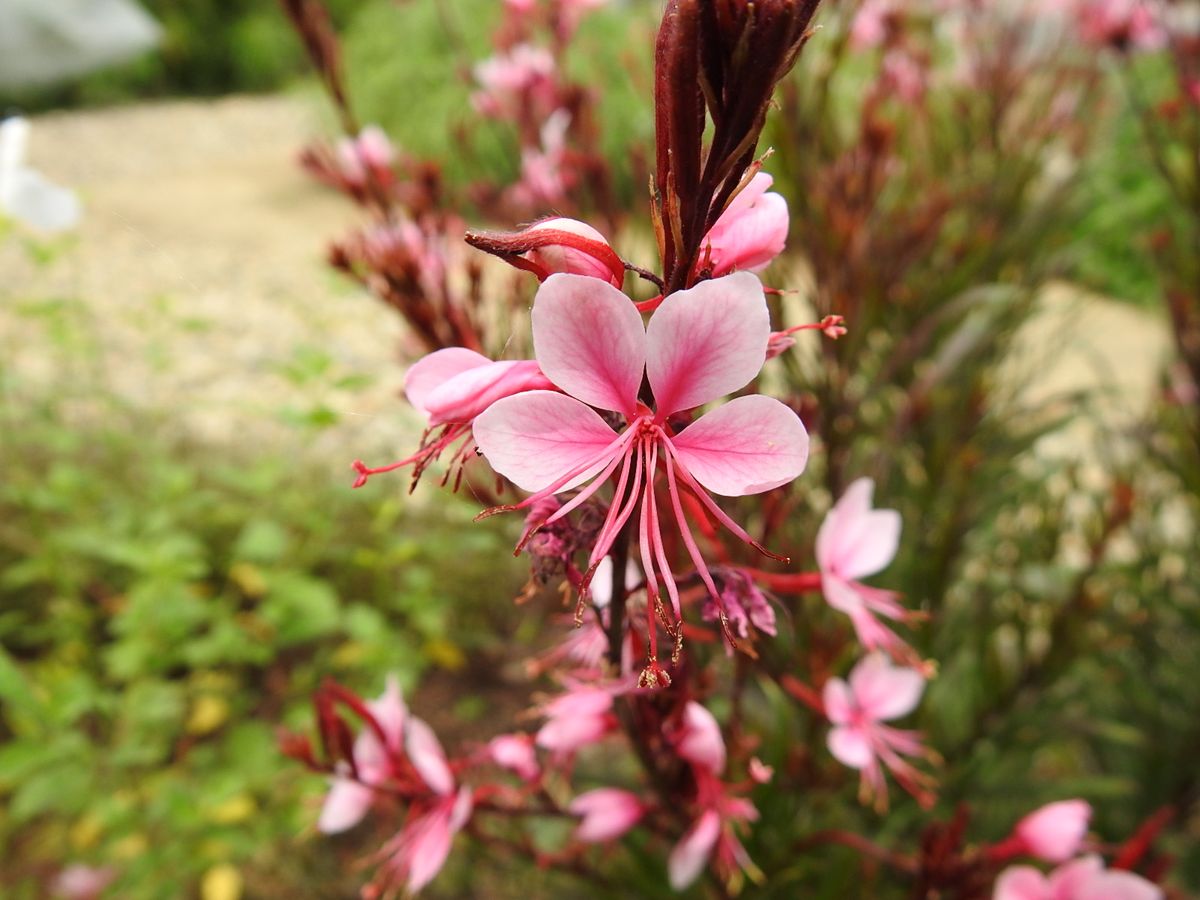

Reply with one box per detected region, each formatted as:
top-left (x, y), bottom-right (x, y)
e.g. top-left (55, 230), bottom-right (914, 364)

top-left (1, 0), bottom-right (1197, 897)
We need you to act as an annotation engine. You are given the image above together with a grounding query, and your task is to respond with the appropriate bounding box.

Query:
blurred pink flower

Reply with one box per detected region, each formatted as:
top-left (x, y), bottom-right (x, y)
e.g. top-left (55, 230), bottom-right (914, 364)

top-left (536, 684), bottom-right (619, 753)
top-left (850, 0), bottom-right (893, 49)
top-left (880, 49), bottom-right (927, 103)
top-left (52, 865), bottom-right (116, 900)
top-left (669, 786), bottom-right (760, 891)
top-left (378, 786), bottom-right (474, 895)
top-left (569, 788), bottom-right (645, 842)
top-left (335, 124), bottom-right (395, 189)
top-left (488, 734), bottom-right (541, 781)
top-left (699, 172), bottom-right (789, 275)
top-left (1014, 800), bottom-right (1093, 863)
top-left (511, 109), bottom-right (573, 208)
top-left (472, 43), bottom-right (557, 117)
top-left (994, 855), bottom-right (1162, 900)
top-left (702, 567), bottom-right (776, 644)
top-left (474, 272), bottom-right (808, 676)
top-left (1075, 0), bottom-right (1166, 50)
top-left (816, 477), bottom-right (918, 662)
top-left (318, 676), bottom-right (408, 833)
top-left (823, 653), bottom-right (934, 809)
top-left (671, 701), bottom-right (727, 775)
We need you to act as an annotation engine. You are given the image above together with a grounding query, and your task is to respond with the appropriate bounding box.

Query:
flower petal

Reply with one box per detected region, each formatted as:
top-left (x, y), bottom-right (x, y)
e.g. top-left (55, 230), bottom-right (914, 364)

top-left (668, 809), bottom-right (722, 891)
top-left (317, 777), bottom-right (374, 833)
top-left (474, 390), bottom-right (623, 492)
top-left (675, 701), bottom-right (726, 775)
top-left (822, 677), bottom-right (855, 726)
top-left (1048, 855), bottom-right (1106, 897)
top-left (827, 725), bottom-right (874, 769)
top-left (570, 788), bottom-right (644, 843)
top-left (532, 273), bottom-right (646, 416)
top-left (993, 866), bottom-right (1052, 900)
top-left (1077, 871), bottom-right (1163, 900)
top-left (849, 653), bottom-right (925, 722)
top-left (405, 716), bottom-right (454, 796)
top-left (816, 478), bottom-right (901, 580)
top-left (405, 348), bottom-right (492, 418)
top-left (669, 395), bottom-right (808, 496)
top-left (645, 272), bottom-right (770, 417)
top-left (423, 360), bottom-right (554, 425)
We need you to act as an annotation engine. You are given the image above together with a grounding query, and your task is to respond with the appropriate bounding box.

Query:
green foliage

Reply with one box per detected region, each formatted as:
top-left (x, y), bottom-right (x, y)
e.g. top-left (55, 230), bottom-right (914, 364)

top-left (0, 293), bottom-right (519, 897)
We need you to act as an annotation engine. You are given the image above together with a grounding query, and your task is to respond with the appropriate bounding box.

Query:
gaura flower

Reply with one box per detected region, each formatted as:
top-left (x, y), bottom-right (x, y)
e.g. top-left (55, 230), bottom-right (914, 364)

top-left (335, 124), bottom-right (395, 191)
top-left (535, 684), bottom-right (620, 755)
top-left (488, 733), bottom-right (541, 782)
top-left (1011, 800), bottom-right (1093, 863)
top-left (994, 855), bottom-right (1162, 900)
top-left (816, 478), bottom-right (920, 664)
top-left (0, 117), bottom-right (81, 233)
top-left (352, 347), bottom-right (554, 488)
top-left (522, 217), bottom-right (625, 287)
top-left (698, 172), bottom-right (789, 276)
top-left (823, 653), bottom-right (935, 810)
top-left (670, 701), bottom-right (726, 775)
top-left (377, 785), bottom-right (474, 896)
top-left (668, 781), bottom-right (761, 891)
top-left (473, 272), bottom-right (809, 680)
top-left (569, 788), bottom-right (645, 843)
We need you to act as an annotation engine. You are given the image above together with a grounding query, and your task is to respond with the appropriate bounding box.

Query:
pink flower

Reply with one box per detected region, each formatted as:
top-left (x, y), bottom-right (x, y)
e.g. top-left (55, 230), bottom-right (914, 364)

top-left (994, 855), bottom-right (1162, 900)
top-left (318, 676), bottom-right (408, 833)
top-left (702, 567), bottom-right (776, 644)
top-left (1075, 0), bottom-right (1165, 51)
top-left (474, 272), bottom-right (809, 678)
top-left (536, 685), bottom-right (619, 754)
top-left (823, 653), bottom-right (934, 810)
top-left (488, 734), bottom-right (541, 781)
top-left (522, 217), bottom-right (625, 287)
top-left (510, 109), bottom-right (573, 208)
top-left (671, 701), bottom-right (727, 775)
top-left (880, 49), bottom-right (927, 104)
top-left (52, 865), bottom-right (116, 899)
top-left (352, 348), bottom-right (553, 487)
top-left (699, 173), bottom-right (789, 276)
top-left (569, 788), bottom-right (645, 842)
top-left (849, 0), bottom-right (893, 50)
top-left (472, 43), bottom-right (557, 117)
top-left (335, 124), bottom-right (395, 189)
top-left (377, 786), bottom-right (474, 895)
top-left (816, 478), bottom-right (917, 661)
top-left (1013, 800), bottom-right (1093, 863)
top-left (668, 785), bottom-right (761, 890)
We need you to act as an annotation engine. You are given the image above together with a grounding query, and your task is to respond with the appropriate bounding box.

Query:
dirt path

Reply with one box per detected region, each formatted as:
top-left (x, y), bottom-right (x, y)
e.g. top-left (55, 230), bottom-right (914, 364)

top-left (2, 93), bottom-right (420, 470)
top-left (2, 94), bottom-right (1172, 471)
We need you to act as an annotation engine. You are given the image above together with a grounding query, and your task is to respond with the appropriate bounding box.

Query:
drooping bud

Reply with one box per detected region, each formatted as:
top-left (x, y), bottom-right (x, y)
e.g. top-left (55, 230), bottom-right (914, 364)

top-left (465, 217), bottom-right (625, 287)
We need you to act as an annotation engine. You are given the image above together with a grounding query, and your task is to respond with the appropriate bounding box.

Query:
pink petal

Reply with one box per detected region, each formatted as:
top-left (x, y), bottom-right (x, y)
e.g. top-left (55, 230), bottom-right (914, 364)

top-left (669, 395), bottom-right (809, 496)
top-left (668, 808), bottom-right (722, 890)
top-left (675, 701), bottom-right (726, 775)
top-left (405, 716), bottom-right (454, 796)
top-left (1048, 856), bottom-right (1105, 898)
top-left (645, 272), bottom-right (770, 417)
top-left (317, 777), bottom-right (374, 833)
top-left (849, 653), bottom-right (925, 722)
top-left (569, 788), bottom-right (644, 843)
top-left (994, 866), bottom-right (1052, 900)
top-left (1015, 799), bottom-right (1092, 863)
top-left (827, 725), bottom-right (875, 769)
top-left (402, 805), bottom-right (456, 893)
top-left (536, 712), bottom-right (610, 753)
top-left (531, 273), bottom-right (646, 416)
top-left (1076, 871), bottom-right (1163, 900)
top-left (703, 175), bottom-right (789, 275)
top-left (404, 348), bottom-right (492, 418)
top-left (369, 675), bottom-right (408, 752)
top-left (473, 390), bottom-right (622, 492)
top-left (423, 359), bottom-right (554, 425)
top-left (815, 478), bottom-right (901, 580)
top-left (822, 677), bottom-right (855, 726)
top-left (488, 734), bottom-right (540, 781)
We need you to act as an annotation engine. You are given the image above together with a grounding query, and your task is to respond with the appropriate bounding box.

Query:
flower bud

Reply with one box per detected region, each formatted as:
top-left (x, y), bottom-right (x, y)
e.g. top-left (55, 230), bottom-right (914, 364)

top-left (1013, 799), bottom-right (1092, 863)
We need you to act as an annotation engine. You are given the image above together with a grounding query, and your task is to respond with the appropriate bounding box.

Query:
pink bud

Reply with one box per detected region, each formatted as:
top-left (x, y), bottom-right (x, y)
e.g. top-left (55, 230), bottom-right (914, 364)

top-left (700, 172), bottom-right (789, 275)
top-left (569, 788), bottom-right (644, 842)
top-left (524, 218), bottom-right (625, 287)
top-left (1014, 799), bottom-right (1092, 863)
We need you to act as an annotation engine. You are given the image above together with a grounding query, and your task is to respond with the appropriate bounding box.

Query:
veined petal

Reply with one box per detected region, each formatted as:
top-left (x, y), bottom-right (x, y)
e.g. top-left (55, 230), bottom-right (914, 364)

top-left (993, 866), bottom-right (1052, 900)
top-left (473, 390), bottom-right (621, 492)
top-left (423, 360), bottom-right (554, 425)
top-left (405, 716), bottom-right (454, 796)
top-left (405, 348), bottom-right (492, 418)
top-left (645, 272), bottom-right (770, 417)
top-left (532, 273), bottom-right (645, 416)
top-left (669, 395), bottom-right (808, 496)
top-left (827, 725), bottom-right (874, 769)
top-left (668, 809), bottom-right (722, 891)
top-left (848, 653), bottom-right (924, 722)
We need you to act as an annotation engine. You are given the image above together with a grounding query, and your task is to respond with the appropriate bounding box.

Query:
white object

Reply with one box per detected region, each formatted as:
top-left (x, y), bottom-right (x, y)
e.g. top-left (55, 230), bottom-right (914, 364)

top-left (0, 117), bottom-right (81, 232)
